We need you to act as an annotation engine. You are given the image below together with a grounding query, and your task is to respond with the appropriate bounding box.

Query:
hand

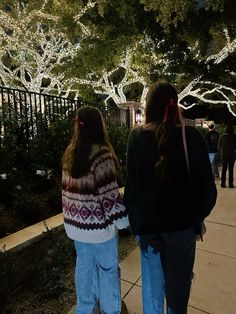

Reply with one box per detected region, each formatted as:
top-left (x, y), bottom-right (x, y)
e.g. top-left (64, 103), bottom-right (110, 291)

top-left (196, 221), bottom-right (207, 241)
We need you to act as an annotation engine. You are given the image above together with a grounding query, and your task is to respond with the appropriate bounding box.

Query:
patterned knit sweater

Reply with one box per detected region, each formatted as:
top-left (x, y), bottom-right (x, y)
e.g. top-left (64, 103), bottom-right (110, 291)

top-left (62, 144), bottom-right (129, 243)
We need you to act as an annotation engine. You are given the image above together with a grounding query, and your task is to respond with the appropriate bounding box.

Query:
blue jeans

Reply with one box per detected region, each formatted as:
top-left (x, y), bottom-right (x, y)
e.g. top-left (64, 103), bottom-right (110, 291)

top-left (74, 236), bottom-right (121, 314)
top-left (141, 247), bottom-right (174, 314)
top-left (209, 153), bottom-right (219, 177)
top-left (140, 228), bottom-right (196, 314)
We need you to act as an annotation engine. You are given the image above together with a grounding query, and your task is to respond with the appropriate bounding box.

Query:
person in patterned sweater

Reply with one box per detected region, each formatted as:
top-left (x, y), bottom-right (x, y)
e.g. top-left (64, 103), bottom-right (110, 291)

top-left (62, 106), bottom-right (129, 314)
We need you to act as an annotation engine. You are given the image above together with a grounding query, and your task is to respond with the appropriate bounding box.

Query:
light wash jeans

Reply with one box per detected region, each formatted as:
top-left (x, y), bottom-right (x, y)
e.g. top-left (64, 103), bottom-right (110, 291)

top-left (209, 152), bottom-right (219, 177)
top-left (74, 236), bottom-right (121, 314)
top-left (140, 228), bottom-right (195, 314)
top-left (141, 247), bottom-right (174, 314)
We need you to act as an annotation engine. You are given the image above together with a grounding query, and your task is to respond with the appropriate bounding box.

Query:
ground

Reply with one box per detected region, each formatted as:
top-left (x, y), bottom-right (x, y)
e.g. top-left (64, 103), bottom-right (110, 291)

top-left (2, 229), bottom-right (137, 314)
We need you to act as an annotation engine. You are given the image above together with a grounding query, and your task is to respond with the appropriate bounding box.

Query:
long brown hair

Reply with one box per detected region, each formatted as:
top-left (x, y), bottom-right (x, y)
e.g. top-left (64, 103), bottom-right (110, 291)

top-left (145, 81), bottom-right (181, 184)
top-left (62, 106), bottom-right (118, 178)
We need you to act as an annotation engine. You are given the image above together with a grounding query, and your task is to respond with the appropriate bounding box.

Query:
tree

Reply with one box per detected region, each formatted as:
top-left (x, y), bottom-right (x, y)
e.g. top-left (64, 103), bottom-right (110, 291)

top-left (65, 49), bottom-right (148, 106)
top-left (0, 0), bottom-right (94, 95)
top-left (0, 0), bottom-right (235, 117)
top-left (77, 0), bottom-right (236, 116)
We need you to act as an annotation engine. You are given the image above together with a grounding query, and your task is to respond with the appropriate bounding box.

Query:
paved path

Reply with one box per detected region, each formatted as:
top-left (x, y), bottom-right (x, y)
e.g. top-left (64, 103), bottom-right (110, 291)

top-left (120, 175), bottom-right (236, 314)
top-left (69, 170), bottom-right (236, 314)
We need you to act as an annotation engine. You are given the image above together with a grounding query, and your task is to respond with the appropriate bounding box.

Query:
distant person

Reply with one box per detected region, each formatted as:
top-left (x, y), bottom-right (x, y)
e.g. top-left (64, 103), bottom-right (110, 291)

top-left (62, 106), bottom-right (129, 314)
top-left (205, 121), bottom-right (220, 178)
top-left (124, 81), bottom-right (217, 314)
top-left (220, 125), bottom-right (236, 188)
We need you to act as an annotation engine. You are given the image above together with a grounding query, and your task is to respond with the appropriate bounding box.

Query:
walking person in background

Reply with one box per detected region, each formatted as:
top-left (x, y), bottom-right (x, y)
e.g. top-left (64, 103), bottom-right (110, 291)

top-left (205, 121), bottom-right (220, 179)
top-left (62, 106), bottom-right (129, 314)
top-left (220, 125), bottom-right (236, 188)
top-left (124, 81), bottom-right (217, 314)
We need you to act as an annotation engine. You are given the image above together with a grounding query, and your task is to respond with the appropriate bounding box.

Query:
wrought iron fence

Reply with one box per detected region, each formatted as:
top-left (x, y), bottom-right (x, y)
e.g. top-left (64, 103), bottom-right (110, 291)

top-left (0, 86), bottom-right (129, 140)
top-left (0, 86), bottom-right (130, 171)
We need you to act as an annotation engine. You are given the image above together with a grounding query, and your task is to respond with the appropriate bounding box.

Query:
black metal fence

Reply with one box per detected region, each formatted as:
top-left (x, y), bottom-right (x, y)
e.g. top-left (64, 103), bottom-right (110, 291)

top-left (0, 86), bottom-right (129, 141)
top-left (0, 86), bottom-right (130, 171)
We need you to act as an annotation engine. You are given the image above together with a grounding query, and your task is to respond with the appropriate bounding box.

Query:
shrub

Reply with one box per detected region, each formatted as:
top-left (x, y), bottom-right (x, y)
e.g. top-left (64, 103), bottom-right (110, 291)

top-left (29, 117), bottom-right (73, 174)
top-left (0, 208), bottom-right (25, 238)
top-left (42, 223), bottom-right (75, 266)
top-left (11, 192), bottom-right (47, 224)
top-left (37, 265), bottom-right (64, 299)
top-left (0, 227), bottom-right (75, 310)
top-left (0, 246), bottom-right (21, 307)
top-left (108, 125), bottom-right (130, 186)
top-left (46, 184), bottom-right (62, 213)
top-left (0, 176), bottom-right (14, 204)
top-left (32, 169), bottom-right (57, 191)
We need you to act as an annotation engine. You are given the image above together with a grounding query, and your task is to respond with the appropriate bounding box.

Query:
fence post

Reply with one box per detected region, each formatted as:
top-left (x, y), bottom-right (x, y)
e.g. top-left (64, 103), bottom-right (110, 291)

top-left (126, 107), bottom-right (131, 129)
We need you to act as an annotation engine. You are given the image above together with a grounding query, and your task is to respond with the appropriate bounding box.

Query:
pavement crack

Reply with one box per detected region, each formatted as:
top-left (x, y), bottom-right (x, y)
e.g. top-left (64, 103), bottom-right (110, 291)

top-left (196, 247), bottom-right (236, 259)
top-left (205, 220), bottom-right (236, 228)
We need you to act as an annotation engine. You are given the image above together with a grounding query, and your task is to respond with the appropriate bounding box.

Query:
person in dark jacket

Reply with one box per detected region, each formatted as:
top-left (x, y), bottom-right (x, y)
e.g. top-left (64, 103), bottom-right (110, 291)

top-left (124, 81), bottom-right (217, 314)
top-left (220, 125), bottom-right (236, 188)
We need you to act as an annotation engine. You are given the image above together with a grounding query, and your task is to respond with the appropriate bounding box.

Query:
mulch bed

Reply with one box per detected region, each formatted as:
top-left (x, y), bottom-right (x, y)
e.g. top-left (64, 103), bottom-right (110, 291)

top-left (1, 229), bottom-right (137, 314)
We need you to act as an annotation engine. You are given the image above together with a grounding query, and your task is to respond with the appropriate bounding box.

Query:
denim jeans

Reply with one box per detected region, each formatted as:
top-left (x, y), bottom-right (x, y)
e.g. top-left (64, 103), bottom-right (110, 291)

top-left (141, 247), bottom-right (174, 314)
top-left (140, 228), bottom-right (196, 314)
top-left (160, 228), bottom-right (196, 314)
top-left (209, 153), bottom-right (219, 177)
top-left (74, 236), bottom-right (121, 314)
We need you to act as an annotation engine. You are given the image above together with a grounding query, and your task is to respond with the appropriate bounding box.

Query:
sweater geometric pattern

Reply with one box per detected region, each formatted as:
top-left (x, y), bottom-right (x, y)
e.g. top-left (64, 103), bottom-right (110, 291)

top-left (62, 145), bottom-right (129, 243)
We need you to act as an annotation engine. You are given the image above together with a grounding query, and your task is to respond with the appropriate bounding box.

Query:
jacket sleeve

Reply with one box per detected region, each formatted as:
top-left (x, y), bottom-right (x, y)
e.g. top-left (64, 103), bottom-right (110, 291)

top-left (188, 127), bottom-right (217, 221)
top-left (93, 151), bottom-right (129, 229)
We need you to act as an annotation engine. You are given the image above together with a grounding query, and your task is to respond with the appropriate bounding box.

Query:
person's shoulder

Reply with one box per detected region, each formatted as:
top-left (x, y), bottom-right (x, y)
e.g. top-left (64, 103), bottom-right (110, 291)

top-left (128, 126), bottom-right (144, 143)
top-left (186, 125), bottom-right (202, 136)
top-left (186, 126), bottom-right (207, 143)
top-left (129, 126), bottom-right (143, 136)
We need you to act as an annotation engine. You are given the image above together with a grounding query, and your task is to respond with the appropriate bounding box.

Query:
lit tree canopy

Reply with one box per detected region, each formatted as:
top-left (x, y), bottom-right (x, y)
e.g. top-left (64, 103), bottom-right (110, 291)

top-left (0, 0), bottom-right (235, 117)
top-left (0, 0), bottom-right (92, 95)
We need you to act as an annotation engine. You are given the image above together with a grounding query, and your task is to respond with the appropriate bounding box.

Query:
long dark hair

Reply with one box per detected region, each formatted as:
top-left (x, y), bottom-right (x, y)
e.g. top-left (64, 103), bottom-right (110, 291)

top-left (62, 106), bottom-right (118, 178)
top-left (145, 81), bottom-right (181, 184)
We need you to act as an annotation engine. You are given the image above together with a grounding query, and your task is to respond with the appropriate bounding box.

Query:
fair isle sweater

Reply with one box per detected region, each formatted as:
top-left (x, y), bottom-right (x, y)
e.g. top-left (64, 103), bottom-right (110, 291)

top-left (62, 145), bottom-right (129, 243)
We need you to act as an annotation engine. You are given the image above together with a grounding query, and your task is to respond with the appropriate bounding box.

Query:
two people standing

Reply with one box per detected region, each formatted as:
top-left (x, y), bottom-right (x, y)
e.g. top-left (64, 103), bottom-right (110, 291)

top-left (205, 121), bottom-right (236, 188)
top-left (62, 81), bottom-right (218, 314)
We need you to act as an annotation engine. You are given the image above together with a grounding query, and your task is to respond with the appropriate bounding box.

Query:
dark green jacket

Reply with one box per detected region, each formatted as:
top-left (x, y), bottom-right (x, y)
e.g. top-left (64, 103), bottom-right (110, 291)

top-left (220, 134), bottom-right (236, 161)
top-left (124, 126), bottom-right (217, 235)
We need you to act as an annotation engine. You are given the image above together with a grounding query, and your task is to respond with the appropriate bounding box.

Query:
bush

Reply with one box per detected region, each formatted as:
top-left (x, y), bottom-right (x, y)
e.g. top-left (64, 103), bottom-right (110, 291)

top-left (0, 176), bottom-right (14, 204)
top-left (0, 246), bottom-right (21, 307)
top-left (11, 192), bottom-right (47, 224)
top-left (42, 224), bottom-right (75, 266)
top-left (108, 124), bottom-right (130, 186)
top-left (32, 169), bottom-right (57, 191)
top-left (0, 228), bottom-right (75, 311)
top-left (37, 265), bottom-right (64, 299)
top-left (46, 184), bottom-right (62, 212)
top-left (0, 208), bottom-right (25, 238)
top-left (21, 116), bottom-right (70, 174)
top-left (29, 117), bottom-right (73, 174)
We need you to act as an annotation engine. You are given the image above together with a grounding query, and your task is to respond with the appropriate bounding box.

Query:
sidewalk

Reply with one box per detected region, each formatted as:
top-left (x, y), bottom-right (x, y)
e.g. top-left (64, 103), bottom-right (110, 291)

top-left (69, 173), bottom-right (236, 314)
